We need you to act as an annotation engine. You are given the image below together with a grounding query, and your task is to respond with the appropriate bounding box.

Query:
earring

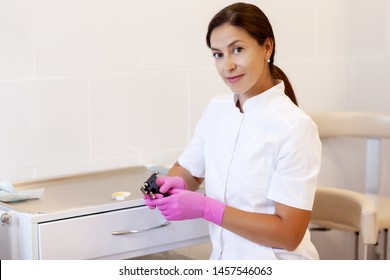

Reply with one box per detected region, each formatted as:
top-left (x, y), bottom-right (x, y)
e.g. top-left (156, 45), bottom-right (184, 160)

top-left (266, 58), bottom-right (271, 63)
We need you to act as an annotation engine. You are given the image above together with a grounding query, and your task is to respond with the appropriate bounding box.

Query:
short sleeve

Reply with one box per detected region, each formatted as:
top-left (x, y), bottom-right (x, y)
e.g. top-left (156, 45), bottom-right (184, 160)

top-left (267, 118), bottom-right (322, 210)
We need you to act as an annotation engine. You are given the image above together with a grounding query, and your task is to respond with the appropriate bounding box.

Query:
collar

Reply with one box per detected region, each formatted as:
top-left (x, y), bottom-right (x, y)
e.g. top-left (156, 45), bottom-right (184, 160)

top-left (232, 80), bottom-right (285, 113)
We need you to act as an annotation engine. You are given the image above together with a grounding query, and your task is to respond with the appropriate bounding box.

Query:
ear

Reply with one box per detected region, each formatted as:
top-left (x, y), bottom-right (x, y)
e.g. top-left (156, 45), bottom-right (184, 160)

top-left (264, 38), bottom-right (274, 57)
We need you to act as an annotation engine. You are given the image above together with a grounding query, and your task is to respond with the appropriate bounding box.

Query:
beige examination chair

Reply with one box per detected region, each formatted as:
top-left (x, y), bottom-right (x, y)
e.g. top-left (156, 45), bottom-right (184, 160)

top-left (311, 186), bottom-right (377, 259)
top-left (310, 112), bottom-right (390, 259)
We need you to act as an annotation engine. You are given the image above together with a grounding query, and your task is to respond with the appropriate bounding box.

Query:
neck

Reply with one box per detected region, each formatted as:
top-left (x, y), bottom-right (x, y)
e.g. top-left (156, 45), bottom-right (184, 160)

top-left (237, 77), bottom-right (275, 112)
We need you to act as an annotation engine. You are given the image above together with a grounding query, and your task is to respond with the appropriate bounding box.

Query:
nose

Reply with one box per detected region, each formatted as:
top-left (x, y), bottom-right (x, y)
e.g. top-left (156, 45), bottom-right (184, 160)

top-left (224, 56), bottom-right (236, 71)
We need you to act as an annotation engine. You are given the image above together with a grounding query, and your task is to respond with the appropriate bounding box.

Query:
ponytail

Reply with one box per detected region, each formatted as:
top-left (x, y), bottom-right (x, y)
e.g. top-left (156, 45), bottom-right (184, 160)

top-left (270, 65), bottom-right (298, 106)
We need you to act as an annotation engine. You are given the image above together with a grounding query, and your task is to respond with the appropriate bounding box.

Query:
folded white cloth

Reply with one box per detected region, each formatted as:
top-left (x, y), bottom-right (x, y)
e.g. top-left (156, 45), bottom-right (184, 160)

top-left (0, 180), bottom-right (44, 202)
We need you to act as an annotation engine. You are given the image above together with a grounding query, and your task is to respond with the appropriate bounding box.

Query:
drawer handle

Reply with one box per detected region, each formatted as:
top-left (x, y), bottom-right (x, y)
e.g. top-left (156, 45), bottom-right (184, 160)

top-left (112, 221), bottom-right (170, 235)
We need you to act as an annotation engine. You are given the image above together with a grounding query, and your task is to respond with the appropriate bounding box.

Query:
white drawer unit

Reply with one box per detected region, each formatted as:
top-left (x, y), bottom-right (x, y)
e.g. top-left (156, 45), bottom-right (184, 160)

top-left (0, 166), bottom-right (209, 260)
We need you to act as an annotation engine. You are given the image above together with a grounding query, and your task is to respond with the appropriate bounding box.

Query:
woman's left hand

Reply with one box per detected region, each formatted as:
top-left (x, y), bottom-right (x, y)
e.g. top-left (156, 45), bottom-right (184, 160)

top-left (145, 189), bottom-right (226, 225)
top-left (145, 189), bottom-right (205, 220)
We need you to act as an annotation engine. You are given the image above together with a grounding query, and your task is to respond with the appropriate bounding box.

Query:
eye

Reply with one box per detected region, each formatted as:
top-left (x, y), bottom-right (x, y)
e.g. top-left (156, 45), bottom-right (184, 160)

top-left (233, 47), bottom-right (243, 54)
top-left (212, 52), bottom-right (223, 59)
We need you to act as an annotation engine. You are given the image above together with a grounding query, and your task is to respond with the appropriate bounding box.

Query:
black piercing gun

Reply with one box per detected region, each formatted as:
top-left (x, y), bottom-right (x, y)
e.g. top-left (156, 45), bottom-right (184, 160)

top-left (140, 171), bottom-right (161, 199)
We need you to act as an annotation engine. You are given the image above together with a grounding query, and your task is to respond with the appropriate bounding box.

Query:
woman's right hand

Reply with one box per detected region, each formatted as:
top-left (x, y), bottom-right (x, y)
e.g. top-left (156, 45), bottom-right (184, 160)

top-left (156, 176), bottom-right (186, 195)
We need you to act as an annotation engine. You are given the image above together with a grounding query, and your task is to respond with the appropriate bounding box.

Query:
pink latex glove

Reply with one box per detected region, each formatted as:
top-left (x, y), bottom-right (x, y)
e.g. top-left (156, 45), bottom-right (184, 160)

top-left (144, 193), bottom-right (163, 210)
top-left (145, 188), bottom-right (226, 226)
top-left (156, 176), bottom-right (186, 195)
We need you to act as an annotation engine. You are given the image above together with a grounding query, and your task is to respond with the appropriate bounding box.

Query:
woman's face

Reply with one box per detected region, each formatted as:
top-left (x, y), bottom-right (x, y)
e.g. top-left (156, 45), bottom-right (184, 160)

top-left (210, 24), bottom-right (273, 103)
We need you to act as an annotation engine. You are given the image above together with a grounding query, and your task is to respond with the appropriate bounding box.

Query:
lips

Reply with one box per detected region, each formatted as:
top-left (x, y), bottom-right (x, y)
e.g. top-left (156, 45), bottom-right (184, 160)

top-left (226, 74), bottom-right (244, 83)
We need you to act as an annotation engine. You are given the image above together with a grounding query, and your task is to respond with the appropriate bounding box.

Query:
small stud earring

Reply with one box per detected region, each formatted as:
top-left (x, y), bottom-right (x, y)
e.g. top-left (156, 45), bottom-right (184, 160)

top-left (266, 58), bottom-right (271, 63)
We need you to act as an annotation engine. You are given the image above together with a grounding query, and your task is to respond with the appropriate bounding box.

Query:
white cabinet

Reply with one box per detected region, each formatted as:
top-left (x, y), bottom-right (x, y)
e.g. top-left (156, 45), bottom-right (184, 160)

top-left (37, 207), bottom-right (208, 260)
top-left (0, 167), bottom-right (209, 259)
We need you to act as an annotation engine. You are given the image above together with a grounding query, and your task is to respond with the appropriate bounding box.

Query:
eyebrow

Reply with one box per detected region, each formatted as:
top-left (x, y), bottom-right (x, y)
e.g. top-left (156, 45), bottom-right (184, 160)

top-left (211, 40), bottom-right (243, 51)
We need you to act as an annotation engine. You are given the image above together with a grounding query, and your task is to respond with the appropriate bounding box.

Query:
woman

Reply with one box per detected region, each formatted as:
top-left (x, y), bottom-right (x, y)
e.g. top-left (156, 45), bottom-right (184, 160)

top-left (145, 2), bottom-right (321, 260)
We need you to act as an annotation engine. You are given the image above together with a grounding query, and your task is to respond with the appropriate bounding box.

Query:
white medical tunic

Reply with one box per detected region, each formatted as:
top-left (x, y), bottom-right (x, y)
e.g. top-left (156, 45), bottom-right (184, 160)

top-left (178, 81), bottom-right (321, 259)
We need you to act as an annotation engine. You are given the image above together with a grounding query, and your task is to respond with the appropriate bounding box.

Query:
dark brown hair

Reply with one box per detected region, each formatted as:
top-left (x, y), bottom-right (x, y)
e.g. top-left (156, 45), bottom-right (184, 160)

top-left (206, 2), bottom-right (298, 106)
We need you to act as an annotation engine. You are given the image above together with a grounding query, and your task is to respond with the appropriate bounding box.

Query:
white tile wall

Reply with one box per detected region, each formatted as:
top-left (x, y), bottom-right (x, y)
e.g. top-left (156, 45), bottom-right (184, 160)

top-left (0, 0), bottom-right (33, 80)
top-left (33, 0), bottom-right (142, 76)
top-left (259, 0), bottom-right (319, 61)
top-left (90, 70), bottom-right (188, 158)
top-left (0, 78), bottom-right (89, 170)
top-left (317, 0), bottom-right (388, 58)
top-left (279, 59), bottom-right (351, 112)
top-left (350, 56), bottom-right (390, 111)
top-left (140, 0), bottom-right (212, 70)
top-left (0, 0), bottom-right (389, 198)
